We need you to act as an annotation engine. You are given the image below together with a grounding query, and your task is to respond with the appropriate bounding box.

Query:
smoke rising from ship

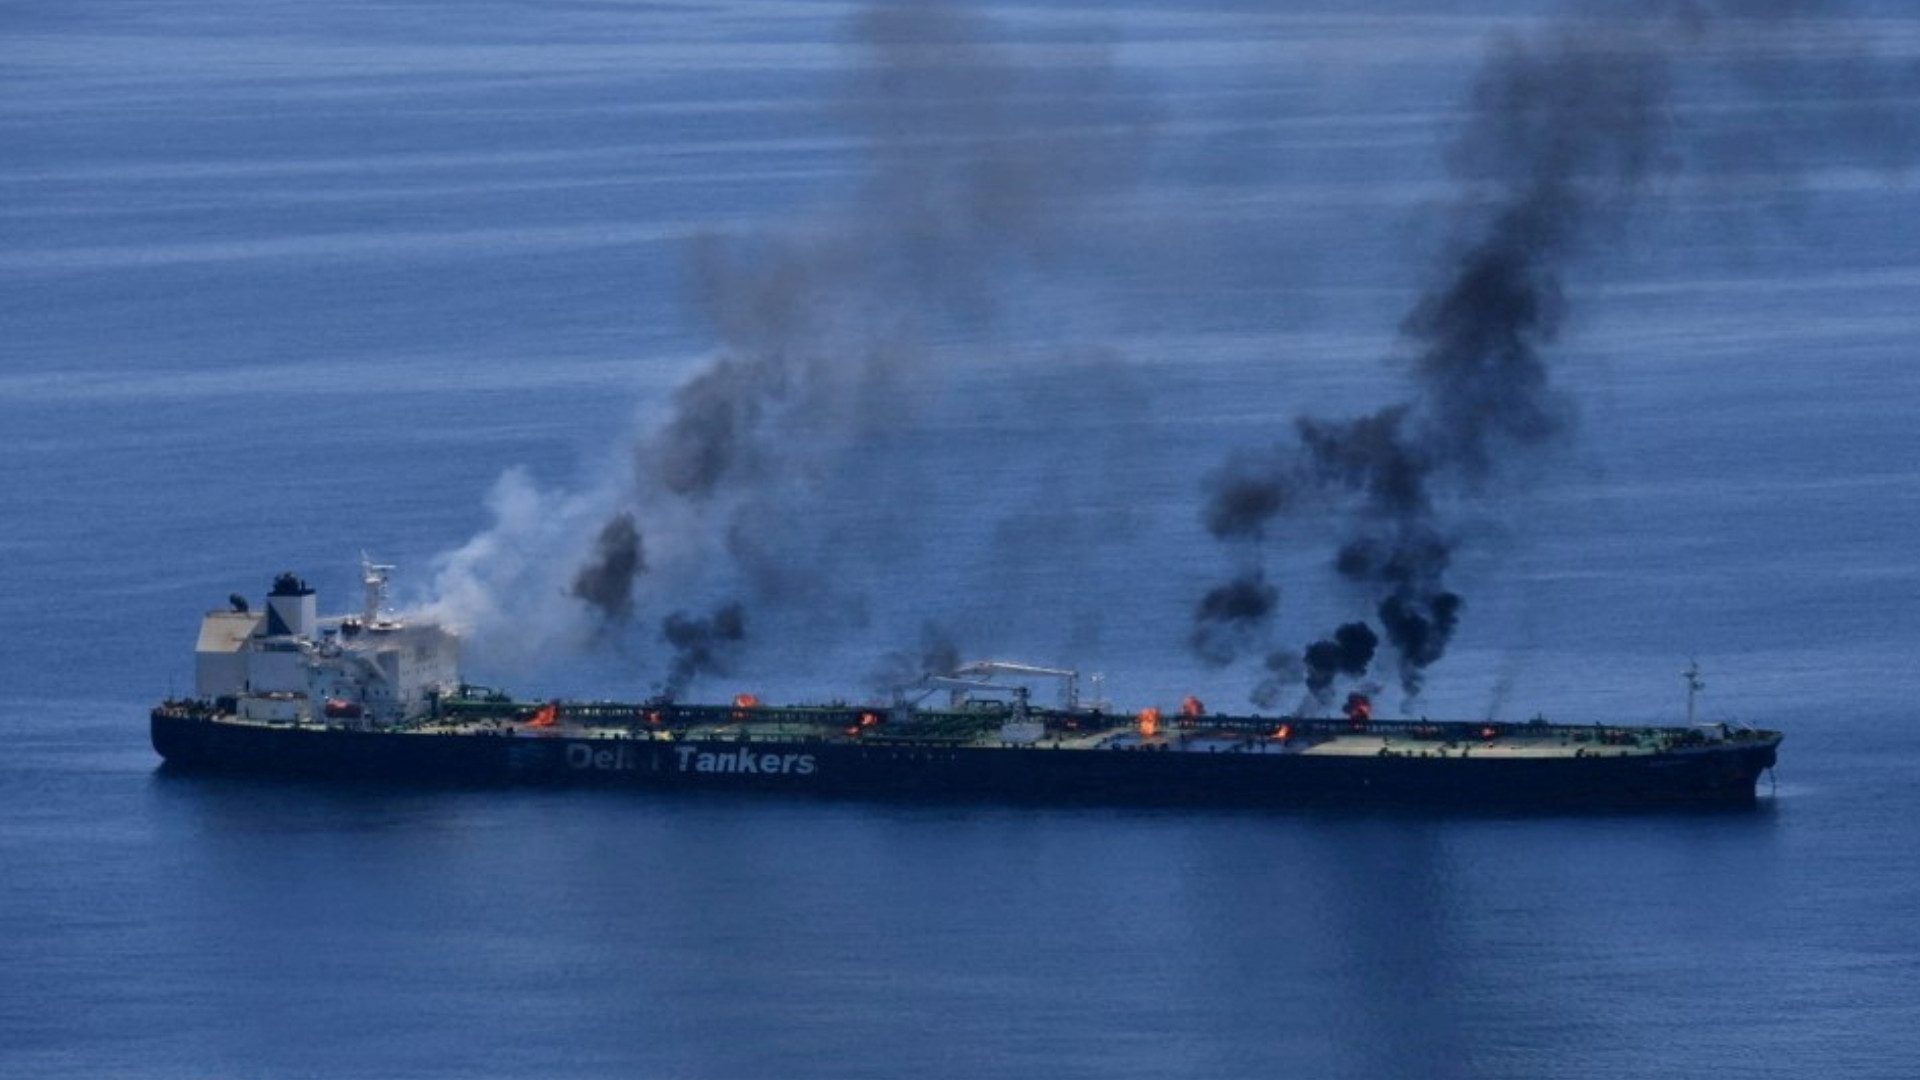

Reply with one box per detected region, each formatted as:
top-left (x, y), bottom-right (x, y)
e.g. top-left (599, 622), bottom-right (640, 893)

top-left (1303, 622), bottom-right (1380, 697)
top-left (1193, 20), bottom-right (1658, 701)
top-left (421, 0), bottom-right (1915, 700)
top-left (1188, 571), bottom-right (1279, 668)
top-left (1192, 0), bottom-right (1919, 706)
top-left (426, 1), bottom-right (1153, 691)
top-left (867, 622), bottom-right (964, 696)
top-left (569, 513), bottom-right (644, 623)
top-left (660, 602), bottom-right (748, 699)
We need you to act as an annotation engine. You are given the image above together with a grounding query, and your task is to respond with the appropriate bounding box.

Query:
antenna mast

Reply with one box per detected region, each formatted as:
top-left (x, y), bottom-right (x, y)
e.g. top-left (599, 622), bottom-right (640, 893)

top-left (361, 554), bottom-right (395, 625)
top-left (1683, 660), bottom-right (1706, 725)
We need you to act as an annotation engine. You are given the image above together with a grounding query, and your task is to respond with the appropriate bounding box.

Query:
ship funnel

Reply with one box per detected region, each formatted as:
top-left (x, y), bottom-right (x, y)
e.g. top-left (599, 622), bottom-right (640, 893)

top-left (264, 572), bottom-right (317, 638)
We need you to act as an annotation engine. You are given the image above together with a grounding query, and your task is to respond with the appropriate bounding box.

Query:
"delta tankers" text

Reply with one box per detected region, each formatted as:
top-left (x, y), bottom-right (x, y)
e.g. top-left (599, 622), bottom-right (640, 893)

top-left (565, 742), bottom-right (817, 776)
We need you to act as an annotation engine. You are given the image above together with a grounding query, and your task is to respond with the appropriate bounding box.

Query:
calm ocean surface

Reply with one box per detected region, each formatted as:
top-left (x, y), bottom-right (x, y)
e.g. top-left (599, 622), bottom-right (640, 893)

top-left (5, 2), bottom-right (1920, 1077)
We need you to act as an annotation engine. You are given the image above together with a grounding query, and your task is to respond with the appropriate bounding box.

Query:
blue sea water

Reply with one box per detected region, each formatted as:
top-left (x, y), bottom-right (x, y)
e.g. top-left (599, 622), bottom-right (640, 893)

top-left (5, 1), bottom-right (1920, 1077)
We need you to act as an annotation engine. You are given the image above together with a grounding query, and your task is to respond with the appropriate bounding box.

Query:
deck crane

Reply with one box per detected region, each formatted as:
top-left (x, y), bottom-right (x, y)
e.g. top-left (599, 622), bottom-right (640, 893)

top-left (890, 661), bottom-right (1101, 745)
top-left (892, 660), bottom-right (1091, 712)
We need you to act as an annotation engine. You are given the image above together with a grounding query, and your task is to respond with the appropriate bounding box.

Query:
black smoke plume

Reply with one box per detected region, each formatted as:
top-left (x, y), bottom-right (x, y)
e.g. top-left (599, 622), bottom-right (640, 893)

top-left (569, 513), bottom-right (645, 622)
top-left (1375, 589), bottom-right (1461, 696)
top-left (868, 621), bottom-right (965, 693)
top-left (651, 356), bottom-right (785, 500)
top-left (1193, 0), bottom-right (1918, 703)
top-left (1249, 649), bottom-right (1304, 713)
top-left (539, 1), bottom-right (1153, 690)
top-left (1188, 571), bottom-right (1279, 667)
top-left (1303, 622), bottom-right (1380, 698)
top-left (660, 603), bottom-right (747, 700)
top-left (1201, 447), bottom-right (1297, 540)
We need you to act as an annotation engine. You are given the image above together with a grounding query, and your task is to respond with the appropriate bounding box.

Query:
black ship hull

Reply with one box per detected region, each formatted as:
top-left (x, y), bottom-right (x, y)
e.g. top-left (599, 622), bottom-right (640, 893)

top-left (151, 710), bottom-right (1779, 812)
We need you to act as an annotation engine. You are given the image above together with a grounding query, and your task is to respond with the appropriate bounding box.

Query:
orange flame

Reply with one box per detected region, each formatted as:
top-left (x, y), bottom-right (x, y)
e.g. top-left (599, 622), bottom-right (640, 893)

top-left (527, 703), bottom-right (559, 728)
top-left (1273, 723), bottom-right (1292, 741)
top-left (1180, 695), bottom-right (1205, 719)
top-left (1137, 707), bottom-right (1161, 739)
top-left (645, 710), bottom-right (661, 725)
top-left (733, 693), bottom-right (759, 710)
top-left (859, 712), bottom-right (880, 728)
top-left (1343, 692), bottom-right (1372, 725)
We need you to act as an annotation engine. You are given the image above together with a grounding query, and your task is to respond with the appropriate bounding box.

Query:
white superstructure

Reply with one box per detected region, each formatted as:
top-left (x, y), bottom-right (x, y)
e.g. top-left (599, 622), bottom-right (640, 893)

top-left (193, 563), bottom-right (460, 725)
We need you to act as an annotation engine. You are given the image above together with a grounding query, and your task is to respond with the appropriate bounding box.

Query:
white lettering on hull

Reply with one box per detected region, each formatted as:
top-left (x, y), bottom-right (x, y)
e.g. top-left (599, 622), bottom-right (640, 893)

top-left (565, 743), bottom-right (637, 771)
top-left (674, 744), bottom-right (816, 776)
top-left (563, 742), bottom-right (816, 777)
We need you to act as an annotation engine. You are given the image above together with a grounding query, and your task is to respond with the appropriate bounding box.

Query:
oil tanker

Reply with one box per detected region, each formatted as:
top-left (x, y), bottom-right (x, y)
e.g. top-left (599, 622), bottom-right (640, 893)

top-left (150, 567), bottom-right (1782, 810)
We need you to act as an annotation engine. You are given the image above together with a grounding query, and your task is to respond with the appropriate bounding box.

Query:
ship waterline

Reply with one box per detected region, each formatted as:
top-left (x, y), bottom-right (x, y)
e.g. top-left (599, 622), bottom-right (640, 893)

top-left (150, 568), bottom-right (1780, 810)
